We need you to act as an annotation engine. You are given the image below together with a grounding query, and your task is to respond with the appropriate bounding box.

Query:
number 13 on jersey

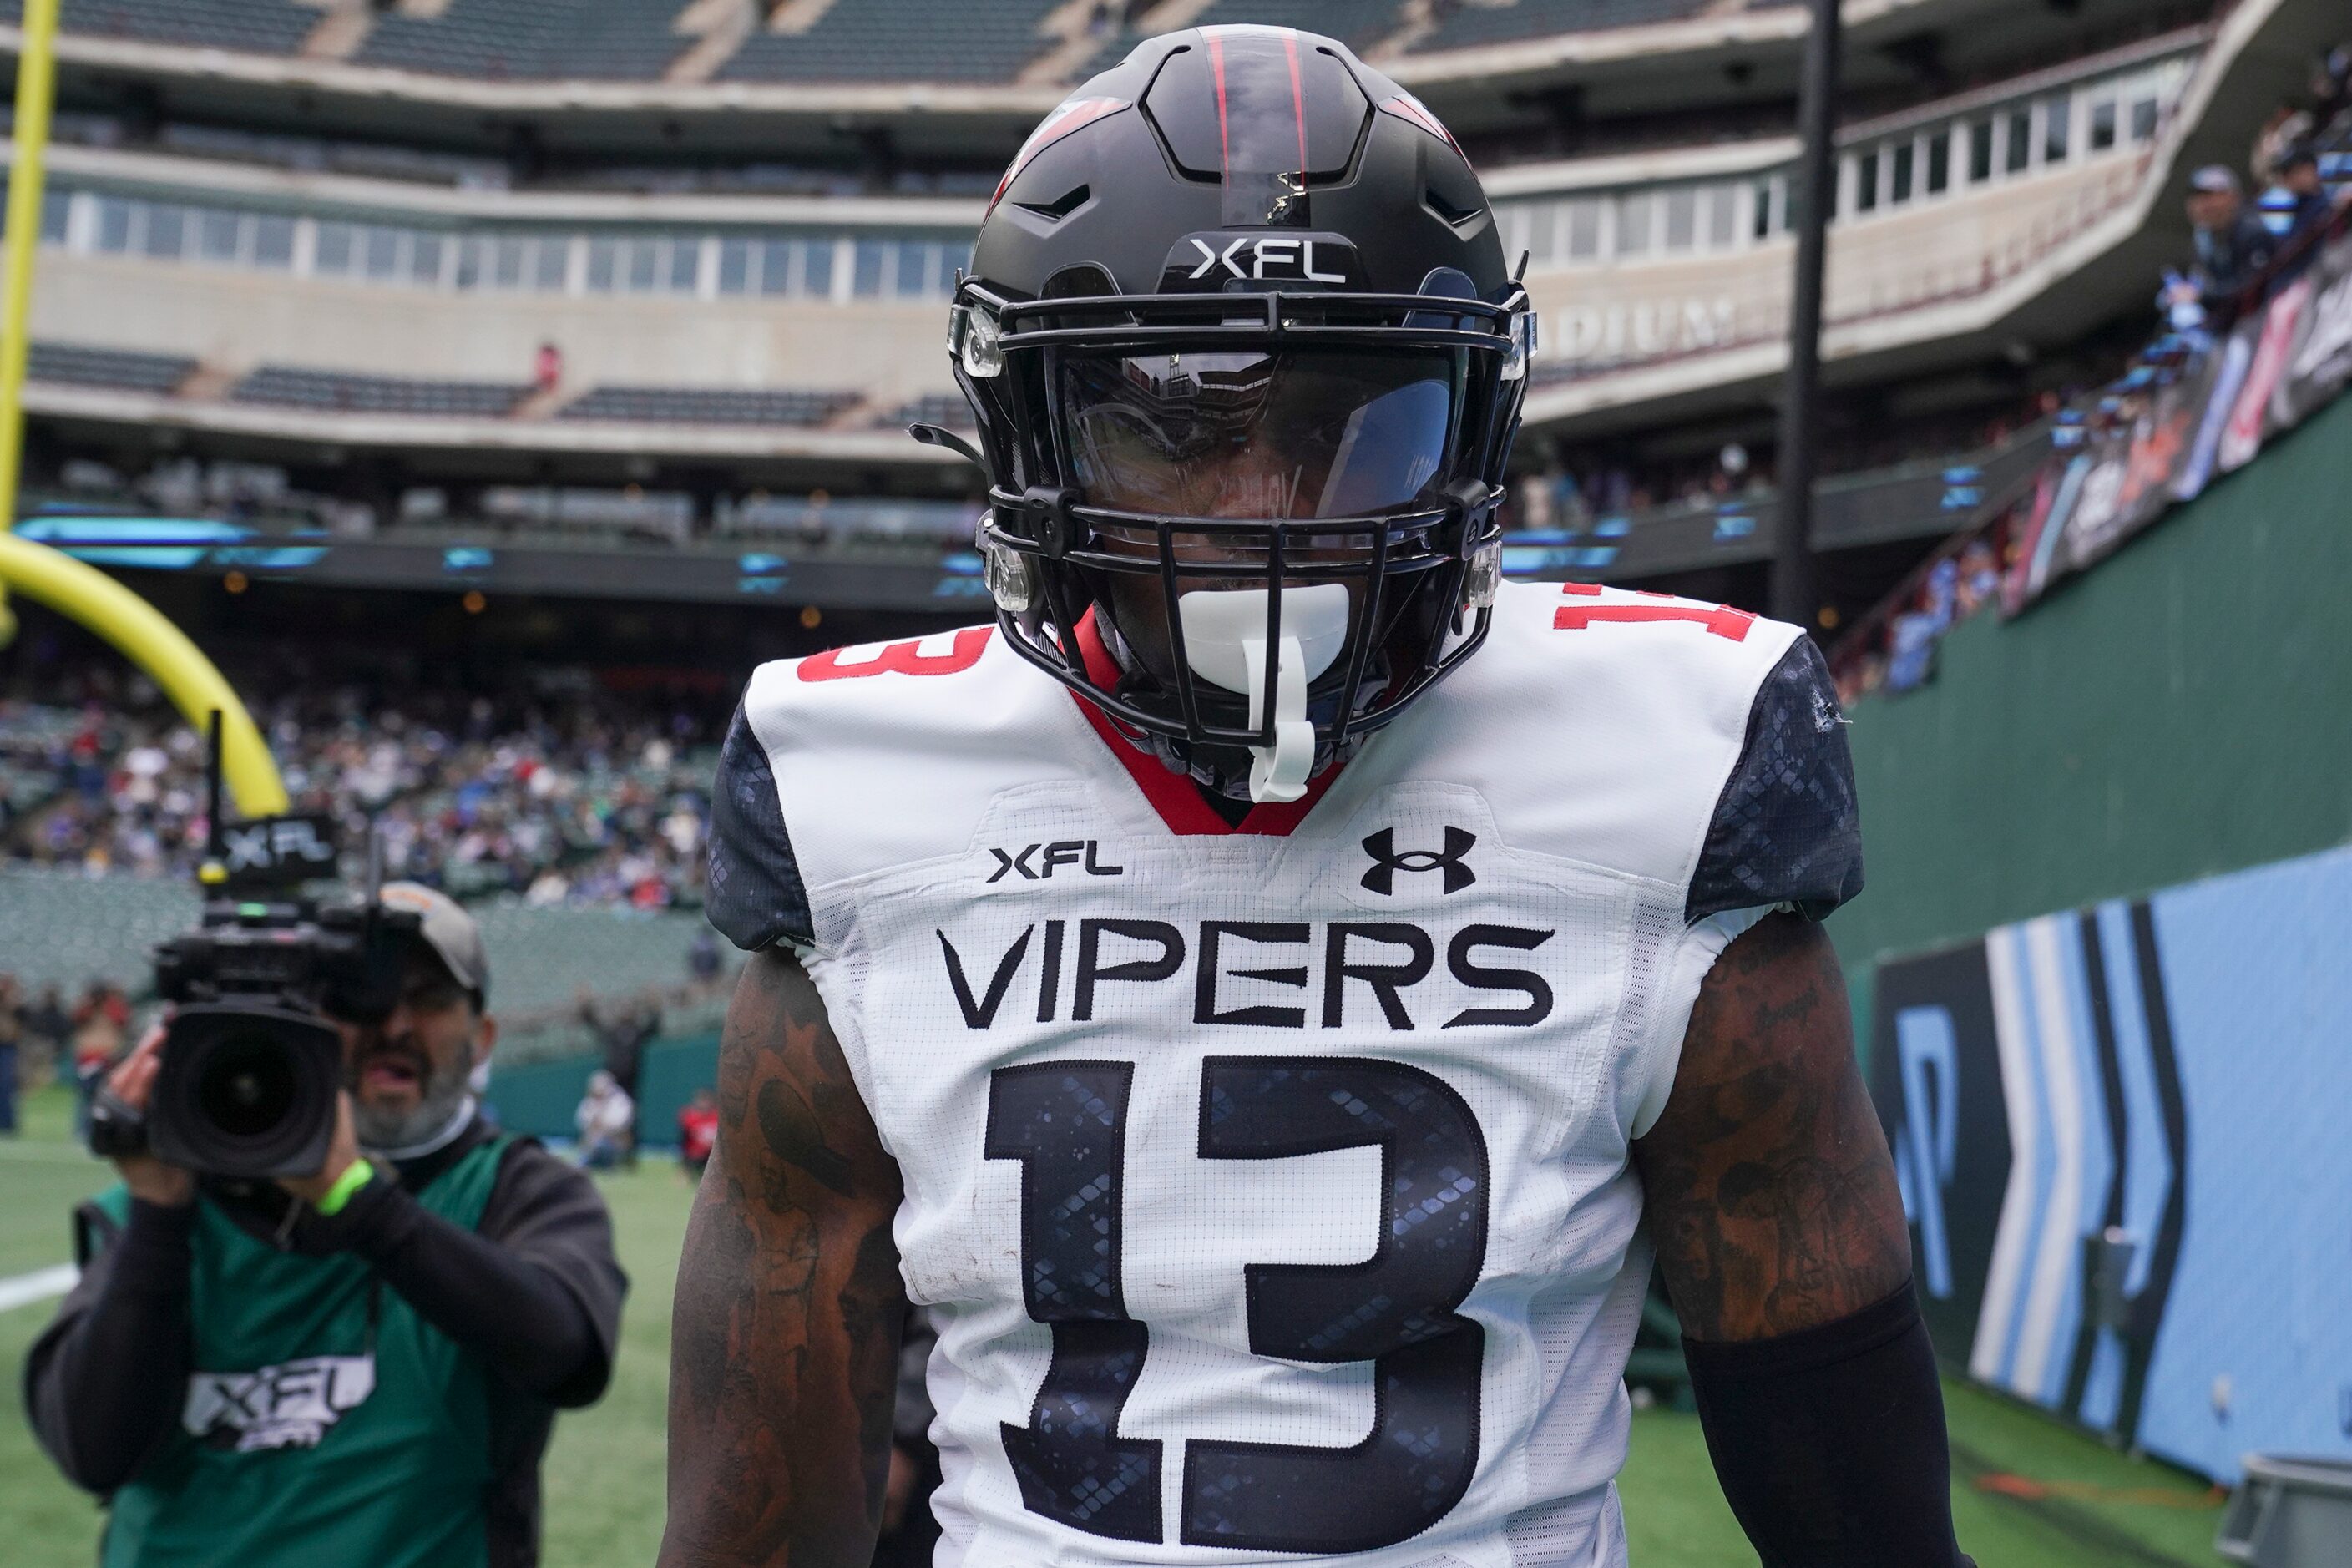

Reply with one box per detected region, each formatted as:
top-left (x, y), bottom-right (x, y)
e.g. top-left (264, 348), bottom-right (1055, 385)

top-left (985, 1056), bottom-right (1492, 1554)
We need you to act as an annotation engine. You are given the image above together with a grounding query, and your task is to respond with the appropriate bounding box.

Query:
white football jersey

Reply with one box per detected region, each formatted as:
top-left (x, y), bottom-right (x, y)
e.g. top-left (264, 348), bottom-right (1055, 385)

top-left (708, 578), bottom-right (1862, 1568)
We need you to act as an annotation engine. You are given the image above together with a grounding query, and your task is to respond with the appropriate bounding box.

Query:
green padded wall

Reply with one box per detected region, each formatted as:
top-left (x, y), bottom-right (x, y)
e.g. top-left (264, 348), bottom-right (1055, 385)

top-left (483, 1033), bottom-right (721, 1147)
top-left (1829, 392), bottom-right (2352, 1014)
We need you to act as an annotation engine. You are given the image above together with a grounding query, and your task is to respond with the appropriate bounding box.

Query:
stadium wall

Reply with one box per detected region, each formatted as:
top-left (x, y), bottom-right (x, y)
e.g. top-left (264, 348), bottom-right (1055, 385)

top-left (1834, 392), bottom-right (2352, 1479)
top-left (484, 1031), bottom-right (718, 1150)
top-left (1828, 386), bottom-right (2352, 1005)
top-left (1863, 845), bottom-right (2352, 1484)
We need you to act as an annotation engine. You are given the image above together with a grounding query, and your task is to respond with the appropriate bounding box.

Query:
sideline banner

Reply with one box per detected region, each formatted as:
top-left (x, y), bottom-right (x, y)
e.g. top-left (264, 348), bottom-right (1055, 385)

top-left (2174, 319), bottom-right (2255, 504)
top-left (2272, 222), bottom-right (2352, 427)
top-left (1869, 844), bottom-right (2352, 1482)
top-left (2217, 276), bottom-right (2312, 474)
top-left (2003, 205), bottom-right (2352, 615)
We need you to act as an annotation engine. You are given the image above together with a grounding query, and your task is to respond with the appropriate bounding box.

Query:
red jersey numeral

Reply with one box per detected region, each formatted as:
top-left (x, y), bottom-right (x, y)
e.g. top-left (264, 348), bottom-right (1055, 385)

top-left (1553, 584), bottom-right (1754, 642)
top-left (797, 626), bottom-right (993, 682)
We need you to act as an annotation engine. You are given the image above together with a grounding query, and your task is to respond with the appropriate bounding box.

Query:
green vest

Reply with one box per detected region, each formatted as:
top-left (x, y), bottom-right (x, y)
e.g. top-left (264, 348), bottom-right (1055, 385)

top-left (94, 1137), bottom-right (513, 1568)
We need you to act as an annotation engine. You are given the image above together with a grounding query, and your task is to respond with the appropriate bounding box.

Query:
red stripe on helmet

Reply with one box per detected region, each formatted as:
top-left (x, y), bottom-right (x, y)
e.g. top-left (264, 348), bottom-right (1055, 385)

top-left (989, 96), bottom-right (1129, 210)
top-left (1207, 30), bottom-right (1231, 175)
top-left (1283, 30), bottom-right (1308, 175)
top-left (1378, 90), bottom-right (1460, 153)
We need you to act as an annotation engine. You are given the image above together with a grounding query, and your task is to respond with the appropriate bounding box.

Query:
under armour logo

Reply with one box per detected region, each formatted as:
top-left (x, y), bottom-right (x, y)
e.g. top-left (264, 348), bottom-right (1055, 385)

top-left (1360, 827), bottom-right (1477, 896)
top-left (1811, 689), bottom-right (1845, 734)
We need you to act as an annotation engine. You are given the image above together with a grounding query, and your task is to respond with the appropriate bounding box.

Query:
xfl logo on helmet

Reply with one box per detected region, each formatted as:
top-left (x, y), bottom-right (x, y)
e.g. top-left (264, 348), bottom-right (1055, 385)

top-left (1186, 235), bottom-right (1351, 284)
top-left (1361, 827), bottom-right (1477, 896)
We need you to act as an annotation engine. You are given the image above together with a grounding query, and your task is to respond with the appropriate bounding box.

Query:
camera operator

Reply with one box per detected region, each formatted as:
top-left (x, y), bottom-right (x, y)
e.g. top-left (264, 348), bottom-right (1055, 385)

top-left (23, 883), bottom-right (628, 1568)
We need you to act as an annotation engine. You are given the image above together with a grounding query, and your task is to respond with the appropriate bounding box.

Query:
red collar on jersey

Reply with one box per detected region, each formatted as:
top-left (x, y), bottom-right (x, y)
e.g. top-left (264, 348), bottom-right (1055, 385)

top-left (1066, 609), bottom-right (1342, 837)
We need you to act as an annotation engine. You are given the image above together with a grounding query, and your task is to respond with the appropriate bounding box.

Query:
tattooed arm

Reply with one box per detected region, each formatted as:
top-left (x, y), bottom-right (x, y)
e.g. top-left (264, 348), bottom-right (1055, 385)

top-left (1632, 913), bottom-right (1971, 1567)
top-left (1632, 912), bottom-right (1908, 1339)
top-left (660, 948), bottom-right (908, 1568)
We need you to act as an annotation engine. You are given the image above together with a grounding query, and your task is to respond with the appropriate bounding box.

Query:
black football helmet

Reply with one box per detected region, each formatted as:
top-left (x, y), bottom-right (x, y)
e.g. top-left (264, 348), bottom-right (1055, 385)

top-left (925, 25), bottom-right (1532, 802)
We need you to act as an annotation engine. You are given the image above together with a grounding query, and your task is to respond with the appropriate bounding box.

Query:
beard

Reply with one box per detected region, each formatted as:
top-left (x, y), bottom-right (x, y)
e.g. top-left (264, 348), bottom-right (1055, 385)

top-left (350, 1044), bottom-right (474, 1152)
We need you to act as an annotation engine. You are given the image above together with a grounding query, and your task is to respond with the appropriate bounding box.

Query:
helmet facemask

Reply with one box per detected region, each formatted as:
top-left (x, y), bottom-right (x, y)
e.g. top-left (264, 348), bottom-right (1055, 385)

top-left (965, 281), bottom-right (1524, 803)
top-left (938, 25), bottom-right (1531, 804)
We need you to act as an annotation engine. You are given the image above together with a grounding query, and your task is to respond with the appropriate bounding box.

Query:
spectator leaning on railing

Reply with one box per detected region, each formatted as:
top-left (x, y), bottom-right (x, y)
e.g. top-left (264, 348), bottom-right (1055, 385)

top-left (2185, 164), bottom-right (2277, 296)
top-left (2274, 145), bottom-right (2336, 239)
top-left (23, 885), bottom-right (627, 1568)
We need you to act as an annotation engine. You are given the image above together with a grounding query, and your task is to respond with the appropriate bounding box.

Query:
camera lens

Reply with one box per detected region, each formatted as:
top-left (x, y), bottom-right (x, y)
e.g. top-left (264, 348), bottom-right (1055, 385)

top-left (149, 1004), bottom-right (343, 1179)
top-left (195, 1034), bottom-right (299, 1140)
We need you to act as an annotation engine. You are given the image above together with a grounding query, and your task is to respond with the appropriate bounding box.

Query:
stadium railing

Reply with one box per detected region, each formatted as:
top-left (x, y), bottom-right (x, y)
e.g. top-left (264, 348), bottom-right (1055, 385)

top-left (1829, 190), bottom-right (2352, 700)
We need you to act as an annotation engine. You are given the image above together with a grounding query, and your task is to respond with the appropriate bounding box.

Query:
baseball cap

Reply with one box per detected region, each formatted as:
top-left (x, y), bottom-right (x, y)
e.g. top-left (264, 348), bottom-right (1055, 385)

top-left (378, 881), bottom-right (490, 1004)
top-left (2189, 164), bottom-right (2241, 195)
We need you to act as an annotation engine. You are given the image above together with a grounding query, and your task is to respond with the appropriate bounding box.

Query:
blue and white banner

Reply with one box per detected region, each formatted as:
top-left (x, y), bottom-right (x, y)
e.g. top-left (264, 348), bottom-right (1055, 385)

top-left (1871, 843), bottom-right (2352, 1481)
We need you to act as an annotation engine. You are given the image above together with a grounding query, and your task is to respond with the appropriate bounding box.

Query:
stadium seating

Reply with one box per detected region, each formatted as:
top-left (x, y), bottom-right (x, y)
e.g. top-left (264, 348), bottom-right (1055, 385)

top-left (231, 367), bottom-right (533, 417)
top-left (896, 392), bottom-right (975, 431)
top-left (27, 342), bottom-right (195, 396)
top-left (557, 386), bottom-right (856, 426)
top-left (1419, 0), bottom-right (1738, 53)
top-left (10, 0), bottom-right (1795, 82)
top-left (0, 867), bottom-right (716, 1015)
top-left (352, 0), bottom-right (695, 83)
top-left (0, 0), bottom-right (317, 56)
top-left (720, 0), bottom-right (1064, 84)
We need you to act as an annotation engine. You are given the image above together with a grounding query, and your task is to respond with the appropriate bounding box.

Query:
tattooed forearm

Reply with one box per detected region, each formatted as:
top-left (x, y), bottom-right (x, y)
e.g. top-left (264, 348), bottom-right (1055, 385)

top-left (660, 948), bottom-right (908, 1568)
top-left (1631, 913), bottom-right (1910, 1343)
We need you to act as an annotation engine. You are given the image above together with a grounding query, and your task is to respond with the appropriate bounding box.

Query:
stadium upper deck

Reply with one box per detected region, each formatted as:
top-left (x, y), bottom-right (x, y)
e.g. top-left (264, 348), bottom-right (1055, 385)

top-left (0, 1), bottom-right (2245, 453)
top-left (2, 0), bottom-right (2341, 609)
top-left (0, 1), bottom-right (1793, 86)
top-left (0, 0), bottom-right (2193, 151)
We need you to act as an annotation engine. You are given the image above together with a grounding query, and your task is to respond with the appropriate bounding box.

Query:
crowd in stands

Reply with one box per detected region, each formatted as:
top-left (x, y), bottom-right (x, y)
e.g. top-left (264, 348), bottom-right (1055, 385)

top-left (1, 655), bottom-right (721, 913)
top-left (1831, 43), bottom-right (2352, 701)
top-left (35, 392), bottom-right (2063, 560)
top-left (1509, 387), bottom-right (2074, 535)
top-left (2167, 48), bottom-right (2352, 316)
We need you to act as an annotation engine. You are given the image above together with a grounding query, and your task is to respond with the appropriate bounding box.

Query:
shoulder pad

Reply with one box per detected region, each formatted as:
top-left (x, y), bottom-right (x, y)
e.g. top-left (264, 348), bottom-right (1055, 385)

top-left (705, 697), bottom-right (814, 952)
top-left (1687, 635), bottom-right (1864, 923)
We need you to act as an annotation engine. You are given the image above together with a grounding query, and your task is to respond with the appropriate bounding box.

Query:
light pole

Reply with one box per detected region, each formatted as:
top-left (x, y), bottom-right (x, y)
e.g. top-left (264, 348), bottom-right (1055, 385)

top-left (1774, 0), bottom-right (1843, 631)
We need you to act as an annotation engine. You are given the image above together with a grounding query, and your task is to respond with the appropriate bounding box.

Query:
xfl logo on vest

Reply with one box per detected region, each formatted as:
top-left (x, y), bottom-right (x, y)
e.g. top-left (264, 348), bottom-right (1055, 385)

top-left (1361, 827), bottom-right (1477, 896)
top-left (182, 1353), bottom-right (377, 1453)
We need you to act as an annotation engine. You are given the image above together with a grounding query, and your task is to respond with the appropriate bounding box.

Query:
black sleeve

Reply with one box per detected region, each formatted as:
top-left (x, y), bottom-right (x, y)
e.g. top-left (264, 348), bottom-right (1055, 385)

top-left (895, 1307), bottom-right (939, 1447)
top-left (22, 1200), bottom-right (195, 1494)
top-left (333, 1143), bottom-right (627, 1407)
top-left (705, 695), bottom-right (816, 952)
top-left (473, 1141), bottom-right (629, 1403)
top-left (1687, 635), bottom-right (1865, 925)
top-left (1682, 1280), bottom-right (1975, 1568)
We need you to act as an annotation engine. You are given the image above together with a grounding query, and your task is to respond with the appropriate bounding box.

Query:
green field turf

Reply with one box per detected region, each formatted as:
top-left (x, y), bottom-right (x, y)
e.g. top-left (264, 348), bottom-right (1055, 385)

top-left (1, 1083), bottom-right (2228, 1565)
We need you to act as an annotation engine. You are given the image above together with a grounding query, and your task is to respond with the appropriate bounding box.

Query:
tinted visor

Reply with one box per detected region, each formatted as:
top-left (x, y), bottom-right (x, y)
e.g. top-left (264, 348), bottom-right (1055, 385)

top-left (1060, 350), bottom-right (1458, 519)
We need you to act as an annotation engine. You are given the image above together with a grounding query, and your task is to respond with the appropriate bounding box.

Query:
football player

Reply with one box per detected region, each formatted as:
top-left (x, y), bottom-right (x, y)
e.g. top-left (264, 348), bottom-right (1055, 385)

top-left (661, 27), bottom-right (1972, 1568)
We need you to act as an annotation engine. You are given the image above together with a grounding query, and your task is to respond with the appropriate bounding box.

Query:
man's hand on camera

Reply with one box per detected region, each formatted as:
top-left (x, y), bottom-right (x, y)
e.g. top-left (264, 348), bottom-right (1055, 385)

top-left (104, 1029), bottom-right (195, 1208)
top-left (277, 1092), bottom-right (365, 1207)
